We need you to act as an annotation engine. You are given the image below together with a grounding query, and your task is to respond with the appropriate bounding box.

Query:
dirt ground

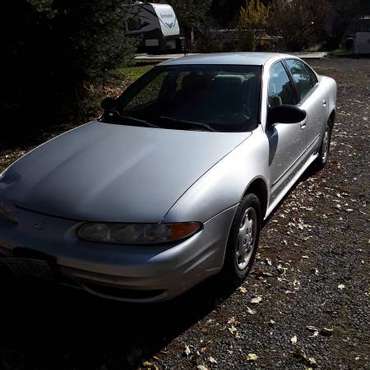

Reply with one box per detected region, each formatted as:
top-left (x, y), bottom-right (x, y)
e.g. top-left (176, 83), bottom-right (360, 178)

top-left (0, 58), bottom-right (369, 370)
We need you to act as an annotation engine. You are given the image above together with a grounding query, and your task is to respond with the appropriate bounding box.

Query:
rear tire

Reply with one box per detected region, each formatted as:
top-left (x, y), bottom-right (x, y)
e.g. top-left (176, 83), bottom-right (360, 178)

top-left (222, 193), bottom-right (262, 284)
top-left (313, 119), bottom-right (333, 171)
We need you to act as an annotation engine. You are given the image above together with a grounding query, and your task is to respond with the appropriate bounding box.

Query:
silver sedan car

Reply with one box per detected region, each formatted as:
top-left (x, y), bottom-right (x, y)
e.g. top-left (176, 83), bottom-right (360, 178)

top-left (0, 53), bottom-right (337, 302)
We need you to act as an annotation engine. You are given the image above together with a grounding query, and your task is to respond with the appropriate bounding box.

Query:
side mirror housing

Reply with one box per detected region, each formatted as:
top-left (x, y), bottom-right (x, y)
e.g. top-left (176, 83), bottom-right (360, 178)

top-left (101, 97), bottom-right (117, 111)
top-left (268, 105), bottom-right (306, 126)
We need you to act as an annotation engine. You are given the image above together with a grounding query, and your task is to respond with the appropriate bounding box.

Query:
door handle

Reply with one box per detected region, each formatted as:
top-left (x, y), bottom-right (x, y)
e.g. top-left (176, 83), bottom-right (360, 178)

top-left (300, 120), bottom-right (307, 129)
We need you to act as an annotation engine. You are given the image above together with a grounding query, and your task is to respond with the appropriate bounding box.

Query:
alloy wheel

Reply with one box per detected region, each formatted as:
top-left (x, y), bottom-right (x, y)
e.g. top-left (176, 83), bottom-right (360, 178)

top-left (236, 207), bottom-right (257, 271)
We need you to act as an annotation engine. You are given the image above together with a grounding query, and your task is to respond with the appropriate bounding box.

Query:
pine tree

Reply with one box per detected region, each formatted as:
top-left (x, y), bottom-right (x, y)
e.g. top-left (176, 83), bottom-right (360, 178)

top-left (239, 0), bottom-right (270, 30)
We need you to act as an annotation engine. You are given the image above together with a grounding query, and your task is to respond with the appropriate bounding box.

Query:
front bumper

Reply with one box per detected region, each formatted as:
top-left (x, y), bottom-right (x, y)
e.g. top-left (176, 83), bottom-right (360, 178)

top-left (0, 205), bottom-right (237, 302)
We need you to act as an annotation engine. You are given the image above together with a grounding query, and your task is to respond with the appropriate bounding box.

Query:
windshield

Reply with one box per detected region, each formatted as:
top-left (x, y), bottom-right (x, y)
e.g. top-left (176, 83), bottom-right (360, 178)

top-left (104, 65), bottom-right (261, 132)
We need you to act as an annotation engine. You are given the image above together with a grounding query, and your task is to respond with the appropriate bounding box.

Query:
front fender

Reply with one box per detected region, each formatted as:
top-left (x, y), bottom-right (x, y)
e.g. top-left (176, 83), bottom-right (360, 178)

top-left (163, 126), bottom-right (270, 223)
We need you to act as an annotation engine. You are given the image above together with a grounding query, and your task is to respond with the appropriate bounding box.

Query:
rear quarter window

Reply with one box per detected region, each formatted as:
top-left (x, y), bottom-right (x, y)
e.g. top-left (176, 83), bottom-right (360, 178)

top-left (285, 59), bottom-right (318, 102)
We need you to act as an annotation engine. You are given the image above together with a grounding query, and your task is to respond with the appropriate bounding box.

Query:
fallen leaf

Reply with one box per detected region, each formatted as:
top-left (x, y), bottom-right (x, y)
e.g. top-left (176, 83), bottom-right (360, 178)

top-left (239, 286), bottom-right (247, 294)
top-left (228, 325), bottom-right (238, 335)
top-left (262, 271), bottom-right (273, 277)
top-left (246, 353), bottom-right (258, 362)
top-left (293, 280), bottom-right (301, 290)
top-left (307, 357), bottom-right (317, 367)
top-left (197, 365), bottom-right (208, 370)
top-left (247, 306), bottom-right (256, 315)
top-left (306, 325), bottom-right (319, 336)
top-left (227, 317), bottom-right (238, 325)
top-left (250, 296), bottom-right (262, 304)
top-left (291, 335), bottom-right (298, 345)
top-left (142, 361), bottom-right (159, 370)
top-left (277, 264), bottom-right (287, 275)
top-left (294, 349), bottom-right (318, 368)
top-left (306, 325), bottom-right (318, 332)
top-left (320, 327), bottom-right (334, 336)
top-left (208, 356), bottom-right (217, 364)
top-left (184, 345), bottom-right (191, 356)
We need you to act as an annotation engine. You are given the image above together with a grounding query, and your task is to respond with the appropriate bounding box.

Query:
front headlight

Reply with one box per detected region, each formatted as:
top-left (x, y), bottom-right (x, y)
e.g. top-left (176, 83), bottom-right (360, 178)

top-left (77, 222), bottom-right (202, 245)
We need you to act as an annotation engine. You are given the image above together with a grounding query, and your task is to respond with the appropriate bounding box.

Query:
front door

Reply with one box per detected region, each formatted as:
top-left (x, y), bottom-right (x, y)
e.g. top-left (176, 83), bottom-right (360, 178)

top-left (266, 61), bottom-right (307, 200)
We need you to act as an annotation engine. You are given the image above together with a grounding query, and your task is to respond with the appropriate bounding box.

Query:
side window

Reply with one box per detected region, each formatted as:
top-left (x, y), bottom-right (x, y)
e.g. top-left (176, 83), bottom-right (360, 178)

top-left (285, 59), bottom-right (317, 102)
top-left (268, 62), bottom-right (297, 108)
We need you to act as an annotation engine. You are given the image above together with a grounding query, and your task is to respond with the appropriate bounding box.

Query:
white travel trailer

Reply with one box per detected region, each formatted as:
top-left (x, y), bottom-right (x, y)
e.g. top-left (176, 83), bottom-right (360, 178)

top-left (125, 2), bottom-right (182, 53)
top-left (345, 16), bottom-right (370, 55)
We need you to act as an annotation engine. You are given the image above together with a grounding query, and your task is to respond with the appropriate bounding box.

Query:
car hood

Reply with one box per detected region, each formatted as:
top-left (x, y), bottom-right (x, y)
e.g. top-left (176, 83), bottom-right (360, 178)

top-left (1, 121), bottom-right (251, 222)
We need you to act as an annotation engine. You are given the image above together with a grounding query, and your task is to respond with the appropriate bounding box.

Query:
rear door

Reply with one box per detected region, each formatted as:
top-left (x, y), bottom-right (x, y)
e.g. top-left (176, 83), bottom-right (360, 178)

top-left (284, 59), bottom-right (326, 154)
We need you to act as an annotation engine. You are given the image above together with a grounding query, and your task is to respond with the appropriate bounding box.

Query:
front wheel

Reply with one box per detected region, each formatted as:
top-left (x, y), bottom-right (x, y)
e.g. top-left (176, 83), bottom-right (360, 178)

top-left (222, 193), bottom-right (262, 284)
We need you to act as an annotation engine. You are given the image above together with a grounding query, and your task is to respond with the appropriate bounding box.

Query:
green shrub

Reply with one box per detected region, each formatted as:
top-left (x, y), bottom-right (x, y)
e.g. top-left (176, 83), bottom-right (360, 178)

top-left (1, 0), bottom-right (135, 138)
top-left (238, 30), bottom-right (256, 51)
top-left (267, 0), bottom-right (330, 51)
top-left (194, 31), bottom-right (225, 53)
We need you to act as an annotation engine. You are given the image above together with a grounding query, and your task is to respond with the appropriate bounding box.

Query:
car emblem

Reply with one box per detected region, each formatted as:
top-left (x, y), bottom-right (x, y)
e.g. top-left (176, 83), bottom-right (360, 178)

top-left (0, 200), bottom-right (18, 224)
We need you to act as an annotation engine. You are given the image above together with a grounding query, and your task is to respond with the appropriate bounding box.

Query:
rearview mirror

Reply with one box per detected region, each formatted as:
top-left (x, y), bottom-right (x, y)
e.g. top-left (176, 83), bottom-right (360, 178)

top-left (268, 105), bottom-right (306, 126)
top-left (101, 97), bottom-right (117, 111)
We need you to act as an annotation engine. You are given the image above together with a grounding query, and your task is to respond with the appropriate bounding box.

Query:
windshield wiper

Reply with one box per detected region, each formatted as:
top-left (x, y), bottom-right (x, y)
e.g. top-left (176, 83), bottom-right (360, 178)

top-left (103, 112), bottom-right (159, 128)
top-left (120, 115), bottom-right (159, 128)
top-left (159, 116), bottom-right (216, 132)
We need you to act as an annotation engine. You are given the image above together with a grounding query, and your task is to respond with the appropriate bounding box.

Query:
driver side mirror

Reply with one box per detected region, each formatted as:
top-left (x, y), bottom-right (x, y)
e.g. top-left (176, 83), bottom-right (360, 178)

top-left (101, 97), bottom-right (117, 111)
top-left (267, 105), bottom-right (306, 127)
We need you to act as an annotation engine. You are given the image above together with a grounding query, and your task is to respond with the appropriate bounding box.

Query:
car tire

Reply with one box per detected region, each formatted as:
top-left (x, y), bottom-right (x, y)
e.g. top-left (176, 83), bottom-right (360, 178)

top-left (313, 119), bottom-right (333, 170)
top-left (222, 193), bottom-right (262, 284)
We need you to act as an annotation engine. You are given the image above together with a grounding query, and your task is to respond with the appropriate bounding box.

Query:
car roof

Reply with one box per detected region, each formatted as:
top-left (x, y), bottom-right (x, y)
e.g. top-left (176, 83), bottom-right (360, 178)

top-left (160, 52), bottom-right (293, 67)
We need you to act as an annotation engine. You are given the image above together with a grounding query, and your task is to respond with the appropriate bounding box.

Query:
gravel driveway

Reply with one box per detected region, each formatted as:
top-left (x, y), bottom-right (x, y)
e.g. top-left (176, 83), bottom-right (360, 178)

top-left (0, 58), bottom-right (369, 370)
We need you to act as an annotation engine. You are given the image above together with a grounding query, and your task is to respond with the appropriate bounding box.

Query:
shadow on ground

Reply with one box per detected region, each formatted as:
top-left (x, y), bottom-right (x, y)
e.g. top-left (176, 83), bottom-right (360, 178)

top-left (0, 163), bottom-right (320, 370)
top-left (0, 270), bottom-right (235, 370)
